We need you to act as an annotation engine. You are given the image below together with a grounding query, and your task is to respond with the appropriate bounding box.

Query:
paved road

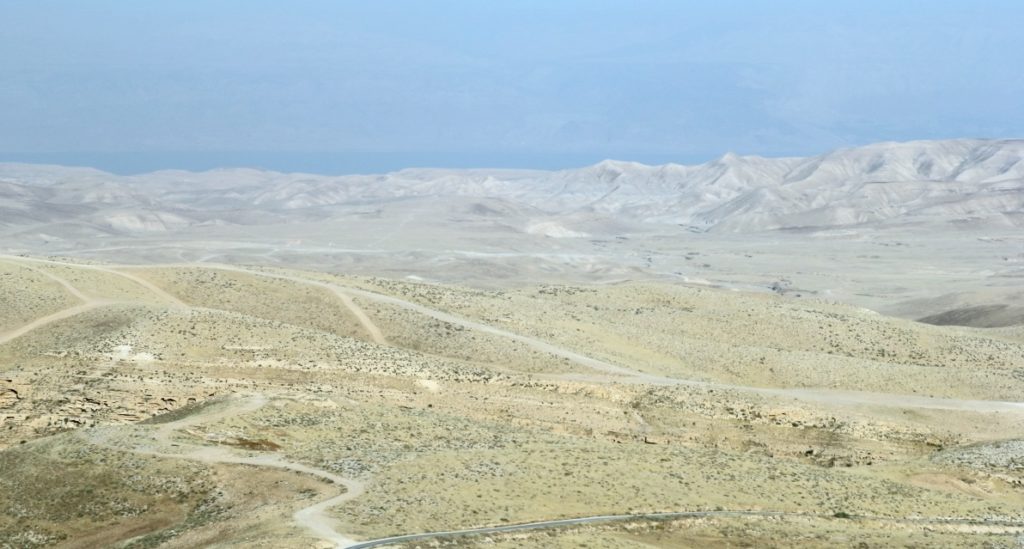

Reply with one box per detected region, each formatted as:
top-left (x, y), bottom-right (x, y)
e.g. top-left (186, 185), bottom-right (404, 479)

top-left (7, 255), bottom-right (1023, 548)
top-left (344, 510), bottom-right (1024, 548)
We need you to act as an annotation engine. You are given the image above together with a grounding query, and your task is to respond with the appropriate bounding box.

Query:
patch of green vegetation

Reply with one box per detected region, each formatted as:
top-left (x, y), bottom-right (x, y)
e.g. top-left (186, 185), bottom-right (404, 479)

top-left (0, 435), bottom-right (216, 547)
top-left (120, 495), bottom-right (228, 549)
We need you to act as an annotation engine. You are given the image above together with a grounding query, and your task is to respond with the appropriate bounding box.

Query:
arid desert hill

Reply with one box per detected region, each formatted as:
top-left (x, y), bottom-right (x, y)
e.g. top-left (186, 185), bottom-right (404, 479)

top-left (2, 139), bottom-right (1023, 240)
top-left (2, 138), bottom-right (1024, 547)
top-left (1, 254), bottom-right (1023, 547)
top-left (3, 138), bottom-right (1024, 332)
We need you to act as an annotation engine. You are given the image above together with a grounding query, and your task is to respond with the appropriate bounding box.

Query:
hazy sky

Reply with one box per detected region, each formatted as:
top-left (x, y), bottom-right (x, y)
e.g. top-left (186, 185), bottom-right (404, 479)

top-left (1, 1), bottom-right (1022, 172)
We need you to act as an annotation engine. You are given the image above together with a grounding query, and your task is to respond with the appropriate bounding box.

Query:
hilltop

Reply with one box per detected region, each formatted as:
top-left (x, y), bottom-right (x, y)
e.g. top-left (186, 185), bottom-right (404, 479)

top-left (1, 255), bottom-right (1023, 546)
top-left (3, 139), bottom-right (1023, 240)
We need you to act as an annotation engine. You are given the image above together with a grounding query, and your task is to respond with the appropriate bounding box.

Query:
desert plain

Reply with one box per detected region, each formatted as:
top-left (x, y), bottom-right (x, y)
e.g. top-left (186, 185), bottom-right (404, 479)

top-left (2, 139), bottom-right (1024, 547)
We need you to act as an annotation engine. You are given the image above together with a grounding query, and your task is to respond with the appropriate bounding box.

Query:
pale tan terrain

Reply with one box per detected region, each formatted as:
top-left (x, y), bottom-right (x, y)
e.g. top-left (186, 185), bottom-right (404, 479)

top-left (1, 255), bottom-right (1023, 548)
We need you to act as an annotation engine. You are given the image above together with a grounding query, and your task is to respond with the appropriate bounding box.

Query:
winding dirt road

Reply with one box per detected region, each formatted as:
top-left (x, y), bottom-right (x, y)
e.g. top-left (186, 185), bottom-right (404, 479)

top-left (0, 258), bottom-right (110, 346)
top-left (0, 261), bottom-right (368, 546)
top-left (20, 262), bottom-right (92, 302)
top-left (4, 254), bottom-right (1021, 414)
top-left (0, 255), bottom-right (190, 347)
top-left (85, 394), bottom-right (366, 547)
top-left (0, 301), bottom-right (111, 346)
top-left (180, 263), bottom-right (633, 376)
top-left (5, 254), bottom-right (1024, 547)
top-left (0, 255), bottom-right (186, 307)
top-left (113, 261), bottom-right (387, 345)
top-left (123, 260), bottom-right (1024, 415)
top-left (321, 286), bottom-right (388, 345)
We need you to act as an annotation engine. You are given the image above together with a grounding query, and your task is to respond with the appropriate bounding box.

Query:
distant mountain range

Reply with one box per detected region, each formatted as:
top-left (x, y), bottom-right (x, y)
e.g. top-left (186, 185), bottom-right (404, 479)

top-left (2, 139), bottom-right (1023, 241)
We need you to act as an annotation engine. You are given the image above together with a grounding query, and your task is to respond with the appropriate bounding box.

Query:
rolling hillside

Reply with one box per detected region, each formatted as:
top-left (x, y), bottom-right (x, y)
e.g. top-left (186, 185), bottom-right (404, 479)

top-left (2, 139), bottom-right (1022, 241)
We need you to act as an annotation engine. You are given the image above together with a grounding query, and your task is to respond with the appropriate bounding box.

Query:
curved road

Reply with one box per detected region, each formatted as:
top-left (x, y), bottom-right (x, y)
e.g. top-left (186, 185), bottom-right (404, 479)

top-left (0, 260), bottom-right (367, 545)
top-left (111, 259), bottom-right (1024, 414)
top-left (346, 510), bottom-right (1024, 548)
top-left (85, 394), bottom-right (366, 547)
top-left (0, 255), bottom-right (184, 346)
top-left (116, 261), bottom-right (387, 345)
top-left (0, 254), bottom-right (382, 344)
top-left (19, 262), bottom-right (92, 302)
top-left (3, 254), bottom-right (1021, 414)
top-left (185, 263), bottom-right (638, 377)
top-left (4, 254), bottom-right (1024, 547)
